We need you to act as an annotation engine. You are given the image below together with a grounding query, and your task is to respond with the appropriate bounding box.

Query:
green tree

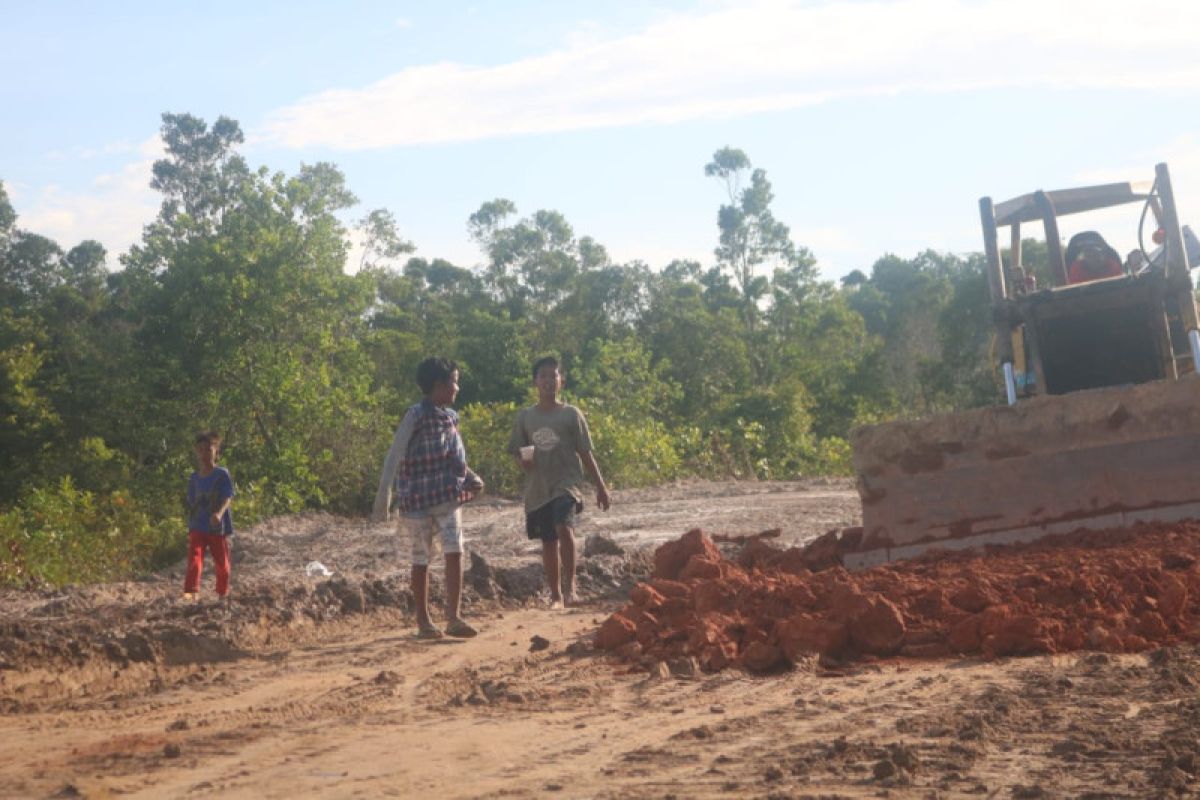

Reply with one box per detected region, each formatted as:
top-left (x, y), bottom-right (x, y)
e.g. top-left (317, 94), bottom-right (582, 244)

top-left (125, 113), bottom-right (383, 511)
top-left (705, 147), bottom-right (815, 314)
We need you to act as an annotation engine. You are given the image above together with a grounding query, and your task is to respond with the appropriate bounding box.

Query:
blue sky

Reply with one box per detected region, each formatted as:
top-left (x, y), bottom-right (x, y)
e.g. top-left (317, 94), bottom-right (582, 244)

top-left (5, 0), bottom-right (1200, 281)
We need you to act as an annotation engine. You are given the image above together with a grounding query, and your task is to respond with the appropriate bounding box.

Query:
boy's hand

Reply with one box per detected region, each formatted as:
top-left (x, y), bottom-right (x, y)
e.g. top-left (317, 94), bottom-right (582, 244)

top-left (210, 512), bottom-right (222, 528)
top-left (596, 485), bottom-right (611, 511)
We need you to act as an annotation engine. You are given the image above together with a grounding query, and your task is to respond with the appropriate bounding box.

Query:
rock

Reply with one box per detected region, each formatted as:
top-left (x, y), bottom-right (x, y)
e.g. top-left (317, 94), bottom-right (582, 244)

top-left (465, 551), bottom-right (498, 599)
top-left (492, 563), bottom-right (547, 601)
top-left (668, 656), bottom-right (700, 679)
top-left (653, 529), bottom-right (722, 580)
top-left (584, 534), bottom-right (624, 557)
top-left (629, 584), bottom-right (667, 609)
top-left (848, 596), bottom-right (906, 655)
top-left (777, 614), bottom-right (848, 660)
top-left (740, 641), bottom-right (783, 672)
top-left (950, 583), bottom-right (997, 614)
top-left (372, 670), bottom-right (402, 686)
top-left (679, 555), bottom-right (723, 581)
top-left (529, 635), bottom-right (551, 652)
top-left (565, 640), bottom-right (592, 657)
top-left (873, 758), bottom-right (897, 780)
top-left (1158, 574), bottom-right (1188, 619)
top-left (163, 743), bottom-right (182, 758)
top-left (595, 613), bottom-right (637, 650)
top-left (649, 579), bottom-right (692, 599)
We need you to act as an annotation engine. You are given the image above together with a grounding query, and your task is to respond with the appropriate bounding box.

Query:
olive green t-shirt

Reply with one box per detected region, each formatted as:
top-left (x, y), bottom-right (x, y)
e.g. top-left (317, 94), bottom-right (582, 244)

top-left (507, 403), bottom-right (594, 513)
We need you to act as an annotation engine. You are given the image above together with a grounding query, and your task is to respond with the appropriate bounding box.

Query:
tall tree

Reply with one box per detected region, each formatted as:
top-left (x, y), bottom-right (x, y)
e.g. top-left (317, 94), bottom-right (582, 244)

top-left (705, 147), bottom-right (814, 315)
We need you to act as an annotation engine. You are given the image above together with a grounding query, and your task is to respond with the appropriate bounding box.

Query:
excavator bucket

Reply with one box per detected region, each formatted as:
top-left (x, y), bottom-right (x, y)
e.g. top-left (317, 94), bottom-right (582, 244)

top-left (846, 377), bottom-right (1200, 569)
top-left (839, 163), bottom-right (1200, 570)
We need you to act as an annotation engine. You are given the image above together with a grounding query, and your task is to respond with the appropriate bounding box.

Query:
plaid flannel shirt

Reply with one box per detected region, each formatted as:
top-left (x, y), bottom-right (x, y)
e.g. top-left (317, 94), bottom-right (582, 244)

top-left (395, 399), bottom-right (474, 512)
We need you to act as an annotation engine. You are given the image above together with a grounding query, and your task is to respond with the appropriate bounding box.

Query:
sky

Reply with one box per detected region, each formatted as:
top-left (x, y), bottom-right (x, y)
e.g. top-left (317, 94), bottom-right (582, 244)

top-left (4, 0), bottom-right (1200, 282)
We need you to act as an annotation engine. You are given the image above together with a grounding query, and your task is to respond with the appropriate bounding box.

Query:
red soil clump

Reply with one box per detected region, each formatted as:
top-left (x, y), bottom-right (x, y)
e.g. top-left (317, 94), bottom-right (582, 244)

top-left (595, 524), bottom-right (1200, 672)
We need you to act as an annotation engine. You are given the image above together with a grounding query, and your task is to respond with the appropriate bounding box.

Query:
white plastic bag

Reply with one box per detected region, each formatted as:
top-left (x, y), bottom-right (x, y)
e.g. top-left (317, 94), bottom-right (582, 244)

top-left (305, 560), bottom-right (333, 577)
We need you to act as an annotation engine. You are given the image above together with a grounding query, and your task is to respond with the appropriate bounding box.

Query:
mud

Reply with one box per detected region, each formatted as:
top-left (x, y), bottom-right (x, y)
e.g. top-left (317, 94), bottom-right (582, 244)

top-left (598, 522), bottom-right (1200, 671)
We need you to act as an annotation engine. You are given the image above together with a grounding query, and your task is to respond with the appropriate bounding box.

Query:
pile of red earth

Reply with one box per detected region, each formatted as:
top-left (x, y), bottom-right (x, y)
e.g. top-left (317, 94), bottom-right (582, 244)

top-left (594, 524), bottom-right (1200, 672)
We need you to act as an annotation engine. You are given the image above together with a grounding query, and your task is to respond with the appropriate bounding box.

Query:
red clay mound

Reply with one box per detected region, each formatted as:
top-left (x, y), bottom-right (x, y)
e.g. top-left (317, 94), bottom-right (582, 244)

top-left (596, 523), bottom-right (1200, 672)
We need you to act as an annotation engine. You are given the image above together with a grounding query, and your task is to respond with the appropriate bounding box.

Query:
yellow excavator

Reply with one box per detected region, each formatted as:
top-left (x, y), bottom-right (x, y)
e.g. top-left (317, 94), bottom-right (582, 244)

top-left (843, 163), bottom-right (1200, 569)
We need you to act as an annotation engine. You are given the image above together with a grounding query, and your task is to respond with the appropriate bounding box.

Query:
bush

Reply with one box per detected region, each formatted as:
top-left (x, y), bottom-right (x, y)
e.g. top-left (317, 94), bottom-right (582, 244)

top-left (578, 400), bottom-right (681, 488)
top-left (0, 478), bottom-right (180, 588)
top-left (457, 401), bottom-right (523, 497)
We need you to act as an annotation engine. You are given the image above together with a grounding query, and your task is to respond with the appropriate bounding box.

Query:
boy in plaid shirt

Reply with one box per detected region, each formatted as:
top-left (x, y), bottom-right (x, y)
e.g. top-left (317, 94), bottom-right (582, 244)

top-left (372, 357), bottom-right (484, 638)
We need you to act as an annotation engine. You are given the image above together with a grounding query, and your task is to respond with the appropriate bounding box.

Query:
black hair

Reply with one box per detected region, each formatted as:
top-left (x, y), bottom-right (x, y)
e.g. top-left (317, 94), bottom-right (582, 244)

top-left (1065, 231), bottom-right (1119, 265)
top-left (416, 356), bottom-right (458, 395)
top-left (194, 430), bottom-right (222, 450)
top-left (531, 355), bottom-right (560, 381)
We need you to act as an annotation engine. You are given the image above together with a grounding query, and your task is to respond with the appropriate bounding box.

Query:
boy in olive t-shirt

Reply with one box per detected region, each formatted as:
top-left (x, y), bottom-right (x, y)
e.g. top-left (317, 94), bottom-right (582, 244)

top-left (507, 356), bottom-right (611, 607)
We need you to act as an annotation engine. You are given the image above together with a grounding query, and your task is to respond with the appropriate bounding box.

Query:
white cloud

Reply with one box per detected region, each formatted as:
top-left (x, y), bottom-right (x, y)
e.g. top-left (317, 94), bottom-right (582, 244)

top-left (14, 138), bottom-right (164, 264)
top-left (394, 17), bottom-right (412, 30)
top-left (258, 0), bottom-right (1200, 150)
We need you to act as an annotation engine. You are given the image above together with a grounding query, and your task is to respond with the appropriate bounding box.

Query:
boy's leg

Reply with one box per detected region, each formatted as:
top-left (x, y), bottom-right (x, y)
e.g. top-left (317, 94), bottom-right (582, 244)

top-left (442, 552), bottom-right (477, 637)
top-left (407, 515), bottom-right (439, 635)
top-left (557, 524), bottom-right (577, 603)
top-left (434, 503), bottom-right (468, 626)
top-left (444, 552), bottom-right (463, 621)
top-left (183, 531), bottom-right (205, 595)
top-left (411, 564), bottom-right (432, 627)
top-left (542, 538), bottom-right (562, 605)
top-left (210, 534), bottom-right (232, 597)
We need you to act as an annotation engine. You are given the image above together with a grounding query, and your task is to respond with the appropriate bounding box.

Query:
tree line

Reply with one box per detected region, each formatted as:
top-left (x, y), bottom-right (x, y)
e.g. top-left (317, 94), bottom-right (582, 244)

top-left (0, 113), bottom-right (1024, 586)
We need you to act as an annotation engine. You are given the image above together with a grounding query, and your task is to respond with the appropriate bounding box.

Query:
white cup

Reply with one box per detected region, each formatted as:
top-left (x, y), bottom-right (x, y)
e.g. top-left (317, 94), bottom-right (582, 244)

top-left (520, 445), bottom-right (535, 462)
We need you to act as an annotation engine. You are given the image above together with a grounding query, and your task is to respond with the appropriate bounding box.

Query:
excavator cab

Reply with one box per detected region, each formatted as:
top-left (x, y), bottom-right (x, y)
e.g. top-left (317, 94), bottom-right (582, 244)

top-left (982, 163), bottom-right (1200, 402)
top-left (841, 163), bottom-right (1200, 570)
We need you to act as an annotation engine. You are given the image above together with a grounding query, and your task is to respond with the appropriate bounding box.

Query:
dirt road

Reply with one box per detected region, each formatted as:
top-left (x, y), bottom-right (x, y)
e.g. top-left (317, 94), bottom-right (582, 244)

top-left (3, 481), bottom-right (1198, 798)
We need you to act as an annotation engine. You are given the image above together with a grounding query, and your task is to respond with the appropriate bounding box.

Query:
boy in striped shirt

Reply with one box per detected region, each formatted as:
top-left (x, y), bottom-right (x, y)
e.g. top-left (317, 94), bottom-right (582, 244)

top-left (373, 357), bottom-right (484, 639)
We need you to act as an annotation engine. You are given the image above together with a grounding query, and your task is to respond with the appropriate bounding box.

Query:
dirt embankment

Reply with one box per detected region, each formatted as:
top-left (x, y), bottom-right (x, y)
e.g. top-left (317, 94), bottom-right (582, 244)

top-left (1, 481), bottom-right (851, 705)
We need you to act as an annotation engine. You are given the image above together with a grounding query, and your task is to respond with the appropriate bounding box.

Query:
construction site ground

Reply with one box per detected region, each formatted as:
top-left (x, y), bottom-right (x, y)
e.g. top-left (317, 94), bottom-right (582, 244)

top-left (2, 479), bottom-right (1199, 799)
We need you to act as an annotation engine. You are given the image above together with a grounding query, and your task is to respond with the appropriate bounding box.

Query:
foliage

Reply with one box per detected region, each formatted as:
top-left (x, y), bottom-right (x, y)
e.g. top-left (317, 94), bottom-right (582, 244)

top-left (0, 478), bottom-right (179, 588)
top-left (457, 402), bottom-right (524, 498)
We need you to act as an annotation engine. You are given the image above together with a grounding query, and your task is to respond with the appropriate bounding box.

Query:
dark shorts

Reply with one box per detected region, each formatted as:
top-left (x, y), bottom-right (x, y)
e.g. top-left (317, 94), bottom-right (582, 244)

top-left (525, 494), bottom-right (583, 542)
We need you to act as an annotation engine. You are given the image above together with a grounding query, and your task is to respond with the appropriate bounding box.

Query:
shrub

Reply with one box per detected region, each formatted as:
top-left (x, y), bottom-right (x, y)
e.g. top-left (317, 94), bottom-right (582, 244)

top-left (457, 401), bottom-right (523, 497)
top-left (0, 478), bottom-right (179, 588)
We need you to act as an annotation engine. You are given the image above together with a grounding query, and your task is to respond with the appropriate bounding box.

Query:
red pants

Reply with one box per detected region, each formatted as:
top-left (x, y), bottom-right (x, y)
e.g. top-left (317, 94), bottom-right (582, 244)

top-left (184, 530), bottom-right (231, 596)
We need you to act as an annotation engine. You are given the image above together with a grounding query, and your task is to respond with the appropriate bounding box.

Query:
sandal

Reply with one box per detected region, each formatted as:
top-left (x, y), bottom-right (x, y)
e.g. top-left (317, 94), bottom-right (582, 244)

top-left (445, 619), bottom-right (478, 638)
top-left (416, 623), bottom-right (444, 640)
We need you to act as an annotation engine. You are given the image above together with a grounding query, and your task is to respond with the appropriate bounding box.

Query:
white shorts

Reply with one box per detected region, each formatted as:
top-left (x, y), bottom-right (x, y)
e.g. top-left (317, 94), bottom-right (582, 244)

top-left (400, 501), bottom-right (463, 566)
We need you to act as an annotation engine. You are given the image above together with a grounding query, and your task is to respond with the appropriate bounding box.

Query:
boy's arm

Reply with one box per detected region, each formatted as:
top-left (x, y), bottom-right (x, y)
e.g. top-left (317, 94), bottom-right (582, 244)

top-left (464, 467), bottom-right (485, 496)
top-left (371, 410), bottom-right (418, 522)
top-left (210, 495), bottom-right (233, 528)
top-left (209, 472), bottom-right (234, 528)
top-left (572, 407), bottom-right (609, 509)
top-left (579, 449), bottom-right (611, 511)
top-left (507, 409), bottom-right (534, 473)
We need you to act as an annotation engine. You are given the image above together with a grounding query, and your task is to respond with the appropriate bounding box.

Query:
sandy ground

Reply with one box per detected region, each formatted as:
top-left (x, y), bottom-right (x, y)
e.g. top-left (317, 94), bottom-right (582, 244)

top-left (2, 480), bottom-right (1199, 798)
